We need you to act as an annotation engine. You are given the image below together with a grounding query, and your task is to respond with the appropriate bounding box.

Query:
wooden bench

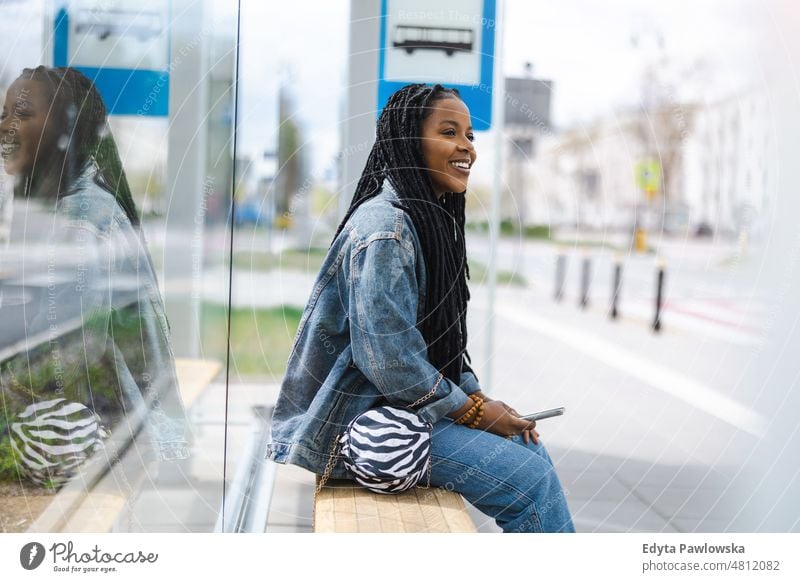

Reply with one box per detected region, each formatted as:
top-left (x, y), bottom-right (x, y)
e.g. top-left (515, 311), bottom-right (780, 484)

top-left (314, 478), bottom-right (476, 533)
top-left (27, 358), bottom-right (221, 533)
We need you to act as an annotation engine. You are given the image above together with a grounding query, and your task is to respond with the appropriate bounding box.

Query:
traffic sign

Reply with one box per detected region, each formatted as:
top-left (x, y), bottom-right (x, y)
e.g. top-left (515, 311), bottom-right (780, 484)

top-left (53, 0), bottom-right (171, 117)
top-left (636, 158), bottom-right (661, 199)
top-left (377, 0), bottom-right (497, 130)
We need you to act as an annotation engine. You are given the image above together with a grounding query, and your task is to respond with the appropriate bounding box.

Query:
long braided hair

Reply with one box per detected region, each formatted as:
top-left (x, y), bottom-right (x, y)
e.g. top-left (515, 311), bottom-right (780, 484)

top-left (334, 83), bottom-right (475, 385)
top-left (13, 66), bottom-right (141, 226)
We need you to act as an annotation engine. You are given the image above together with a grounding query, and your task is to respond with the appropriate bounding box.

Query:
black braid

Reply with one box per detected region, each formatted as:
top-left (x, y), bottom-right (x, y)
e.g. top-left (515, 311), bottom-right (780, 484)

top-left (333, 83), bottom-right (475, 385)
top-left (16, 66), bottom-right (141, 227)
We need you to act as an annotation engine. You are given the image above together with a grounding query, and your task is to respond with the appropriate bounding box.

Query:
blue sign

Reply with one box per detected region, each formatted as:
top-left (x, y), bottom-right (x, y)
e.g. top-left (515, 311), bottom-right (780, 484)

top-left (378, 0), bottom-right (496, 130)
top-left (53, 2), bottom-right (170, 117)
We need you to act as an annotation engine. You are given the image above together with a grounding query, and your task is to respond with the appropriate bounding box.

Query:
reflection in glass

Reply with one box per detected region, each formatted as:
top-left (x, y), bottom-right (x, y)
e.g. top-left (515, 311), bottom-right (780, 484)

top-left (0, 67), bottom-right (188, 497)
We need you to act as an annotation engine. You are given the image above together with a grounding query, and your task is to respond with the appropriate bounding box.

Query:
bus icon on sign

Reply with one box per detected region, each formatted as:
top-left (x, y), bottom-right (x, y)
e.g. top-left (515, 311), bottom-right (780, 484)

top-left (393, 25), bottom-right (474, 56)
top-left (74, 9), bottom-right (163, 41)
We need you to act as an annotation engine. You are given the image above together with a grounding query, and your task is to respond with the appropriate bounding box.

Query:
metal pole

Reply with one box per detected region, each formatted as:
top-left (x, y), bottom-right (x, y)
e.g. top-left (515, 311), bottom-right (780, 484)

top-left (579, 253), bottom-right (590, 310)
top-left (554, 253), bottom-right (566, 301)
top-left (341, 1), bottom-right (381, 222)
top-left (610, 254), bottom-right (622, 319)
top-left (653, 258), bottom-right (665, 332)
top-left (164, 0), bottom-right (209, 358)
top-left (484, 0), bottom-right (505, 394)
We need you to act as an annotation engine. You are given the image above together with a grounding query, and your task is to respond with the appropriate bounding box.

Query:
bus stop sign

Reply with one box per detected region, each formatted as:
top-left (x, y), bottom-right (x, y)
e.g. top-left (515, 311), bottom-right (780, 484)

top-left (378, 0), bottom-right (497, 131)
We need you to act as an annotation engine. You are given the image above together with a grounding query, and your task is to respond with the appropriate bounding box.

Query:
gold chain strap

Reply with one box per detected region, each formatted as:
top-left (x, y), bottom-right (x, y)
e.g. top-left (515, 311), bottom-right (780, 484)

top-left (314, 433), bottom-right (343, 496)
top-left (409, 374), bottom-right (441, 490)
top-left (417, 451), bottom-right (434, 490)
top-left (409, 373), bottom-right (443, 409)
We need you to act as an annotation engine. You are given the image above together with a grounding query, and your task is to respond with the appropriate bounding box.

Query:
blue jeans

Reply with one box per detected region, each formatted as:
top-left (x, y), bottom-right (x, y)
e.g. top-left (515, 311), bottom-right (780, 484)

top-left (429, 420), bottom-right (575, 533)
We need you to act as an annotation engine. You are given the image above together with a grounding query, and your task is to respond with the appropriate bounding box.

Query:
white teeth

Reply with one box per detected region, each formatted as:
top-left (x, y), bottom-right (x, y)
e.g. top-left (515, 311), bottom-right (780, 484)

top-left (450, 161), bottom-right (470, 169)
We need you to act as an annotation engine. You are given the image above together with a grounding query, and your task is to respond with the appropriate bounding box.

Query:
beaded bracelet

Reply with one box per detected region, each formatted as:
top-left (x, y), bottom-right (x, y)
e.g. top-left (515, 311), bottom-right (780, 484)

top-left (458, 404), bottom-right (480, 426)
top-left (456, 400), bottom-right (480, 425)
top-left (468, 401), bottom-right (485, 429)
top-left (456, 394), bottom-right (483, 425)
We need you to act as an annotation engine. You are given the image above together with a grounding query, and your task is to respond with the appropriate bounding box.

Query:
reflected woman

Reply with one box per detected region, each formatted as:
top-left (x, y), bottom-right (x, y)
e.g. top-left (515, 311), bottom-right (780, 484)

top-left (0, 66), bottom-right (188, 489)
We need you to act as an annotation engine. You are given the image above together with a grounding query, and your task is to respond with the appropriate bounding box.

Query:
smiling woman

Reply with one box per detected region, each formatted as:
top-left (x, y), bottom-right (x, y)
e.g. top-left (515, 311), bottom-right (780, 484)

top-left (267, 83), bottom-right (574, 533)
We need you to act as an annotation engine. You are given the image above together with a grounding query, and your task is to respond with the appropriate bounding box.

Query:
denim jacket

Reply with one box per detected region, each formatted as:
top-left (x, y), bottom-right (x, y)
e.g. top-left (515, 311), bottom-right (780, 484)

top-left (266, 181), bottom-right (480, 479)
top-left (1, 162), bottom-right (189, 467)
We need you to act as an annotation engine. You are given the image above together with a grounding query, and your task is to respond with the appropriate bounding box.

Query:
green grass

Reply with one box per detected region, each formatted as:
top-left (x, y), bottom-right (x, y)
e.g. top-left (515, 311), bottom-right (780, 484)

top-left (466, 220), bottom-right (552, 240)
top-left (0, 437), bottom-right (22, 482)
top-left (231, 248), bottom-right (327, 272)
top-left (468, 259), bottom-right (526, 287)
top-left (552, 239), bottom-right (623, 251)
top-left (201, 303), bottom-right (303, 378)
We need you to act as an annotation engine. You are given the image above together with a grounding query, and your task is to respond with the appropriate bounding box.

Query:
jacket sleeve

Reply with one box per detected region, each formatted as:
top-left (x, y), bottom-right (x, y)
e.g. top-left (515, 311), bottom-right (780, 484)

top-left (349, 235), bottom-right (470, 424)
top-left (460, 368), bottom-right (481, 395)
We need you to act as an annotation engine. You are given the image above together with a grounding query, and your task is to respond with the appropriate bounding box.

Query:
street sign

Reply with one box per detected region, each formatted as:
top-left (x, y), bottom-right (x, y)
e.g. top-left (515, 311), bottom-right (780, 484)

top-left (378, 0), bottom-right (496, 130)
top-left (636, 158), bottom-right (661, 199)
top-left (52, 0), bottom-right (171, 117)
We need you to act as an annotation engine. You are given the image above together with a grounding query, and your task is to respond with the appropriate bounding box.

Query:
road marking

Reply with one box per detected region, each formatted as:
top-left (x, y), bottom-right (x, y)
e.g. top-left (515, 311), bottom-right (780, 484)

top-left (494, 303), bottom-right (767, 437)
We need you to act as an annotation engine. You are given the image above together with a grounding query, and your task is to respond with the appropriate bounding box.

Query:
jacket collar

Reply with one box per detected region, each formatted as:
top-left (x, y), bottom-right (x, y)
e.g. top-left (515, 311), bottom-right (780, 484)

top-left (382, 178), bottom-right (401, 203)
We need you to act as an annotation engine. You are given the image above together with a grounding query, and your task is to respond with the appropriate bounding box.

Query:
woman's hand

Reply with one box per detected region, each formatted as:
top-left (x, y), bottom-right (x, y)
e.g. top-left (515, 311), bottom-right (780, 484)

top-left (482, 399), bottom-right (540, 444)
top-left (475, 401), bottom-right (539, 444)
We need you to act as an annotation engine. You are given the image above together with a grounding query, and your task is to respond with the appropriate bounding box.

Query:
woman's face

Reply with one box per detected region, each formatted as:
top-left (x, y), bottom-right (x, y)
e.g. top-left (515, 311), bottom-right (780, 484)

top-left (0, 79), bottom-right (57, 177)
top-left (420, 97), bottom-right (477, 197)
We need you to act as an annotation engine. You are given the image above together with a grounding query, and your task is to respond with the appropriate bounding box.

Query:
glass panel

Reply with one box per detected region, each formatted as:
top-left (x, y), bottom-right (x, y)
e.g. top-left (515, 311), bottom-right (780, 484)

top-left (0, 0), bottom-right (236, 532)
top-left (221, 0), bottom-right (351, 533)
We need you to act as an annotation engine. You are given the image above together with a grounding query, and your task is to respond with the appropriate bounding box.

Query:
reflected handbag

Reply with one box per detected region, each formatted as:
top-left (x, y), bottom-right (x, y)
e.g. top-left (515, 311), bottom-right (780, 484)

top-left (10, 398), bottom-right (109, 486)
top-left (338, 405), bottom-right (432, 494)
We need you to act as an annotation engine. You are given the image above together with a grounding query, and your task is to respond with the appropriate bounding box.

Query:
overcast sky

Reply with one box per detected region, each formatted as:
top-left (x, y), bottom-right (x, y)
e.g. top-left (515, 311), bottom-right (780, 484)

top-left (0, 0), bottom-right (763, 180)
top-left (236, 0), bottom-right (761, 180)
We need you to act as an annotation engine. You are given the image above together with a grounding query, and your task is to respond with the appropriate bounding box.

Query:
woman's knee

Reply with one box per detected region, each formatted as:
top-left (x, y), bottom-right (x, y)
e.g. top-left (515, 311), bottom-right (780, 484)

top-left (502, 463), bottom-right (572, 532)
top-left (508, 434), bottom-right (555, 463)
top-left (513, 457), bottom-right (564, 500)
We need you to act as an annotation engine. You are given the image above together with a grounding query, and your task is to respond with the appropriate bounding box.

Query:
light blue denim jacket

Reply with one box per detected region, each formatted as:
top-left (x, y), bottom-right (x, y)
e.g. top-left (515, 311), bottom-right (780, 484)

top-left (266, 181), bottom-right (480, 478)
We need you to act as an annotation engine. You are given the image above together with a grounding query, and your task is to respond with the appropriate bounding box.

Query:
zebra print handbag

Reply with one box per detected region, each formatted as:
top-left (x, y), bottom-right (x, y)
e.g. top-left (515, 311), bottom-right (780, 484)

top-left (338, 405), bottom-right (432, 494)
top-left (316, 375), bottom-right (444, 495)
top-left (10, 398), bottom-right (109, 486)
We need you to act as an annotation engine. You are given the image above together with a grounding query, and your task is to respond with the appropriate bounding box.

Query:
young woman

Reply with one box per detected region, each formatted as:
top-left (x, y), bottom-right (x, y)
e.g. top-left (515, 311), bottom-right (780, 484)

top-left (0, 66), bottom-right (188, 487)
top-left (268, 83), bottom-right (574, 532)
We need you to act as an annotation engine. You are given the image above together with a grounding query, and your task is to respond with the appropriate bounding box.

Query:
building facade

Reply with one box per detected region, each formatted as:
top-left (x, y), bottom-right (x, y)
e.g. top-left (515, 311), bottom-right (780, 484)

top-left (522, 91), bottom-right (772, 238)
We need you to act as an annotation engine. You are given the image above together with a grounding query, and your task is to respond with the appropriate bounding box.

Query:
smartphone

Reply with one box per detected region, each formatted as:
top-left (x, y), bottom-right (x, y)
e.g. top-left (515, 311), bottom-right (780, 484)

top-left (521, 407), bottom-right (565, 422)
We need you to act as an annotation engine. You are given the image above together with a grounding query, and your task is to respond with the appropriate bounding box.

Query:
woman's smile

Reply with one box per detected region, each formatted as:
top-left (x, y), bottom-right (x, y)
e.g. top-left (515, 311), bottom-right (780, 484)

top-left (1, 141), bottom-right (21, 159)
top-left (449, 158), bottom-right (472, 176)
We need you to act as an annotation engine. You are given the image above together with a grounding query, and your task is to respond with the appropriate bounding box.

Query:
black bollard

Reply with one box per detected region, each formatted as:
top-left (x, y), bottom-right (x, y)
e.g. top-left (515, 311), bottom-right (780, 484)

top-left (554, 254), bottom-right (566, 301)
top-left (579, 254), bottom-right (590, 309)
top-left (610, 256), bottom-right (622, 320)
top-left (653, 259), bottom-right (665, 332)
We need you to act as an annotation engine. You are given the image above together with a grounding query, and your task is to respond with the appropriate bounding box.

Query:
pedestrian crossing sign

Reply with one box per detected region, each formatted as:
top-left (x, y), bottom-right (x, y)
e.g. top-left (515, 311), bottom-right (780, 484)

top-left (636, 159), bottom-right (661, 199)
